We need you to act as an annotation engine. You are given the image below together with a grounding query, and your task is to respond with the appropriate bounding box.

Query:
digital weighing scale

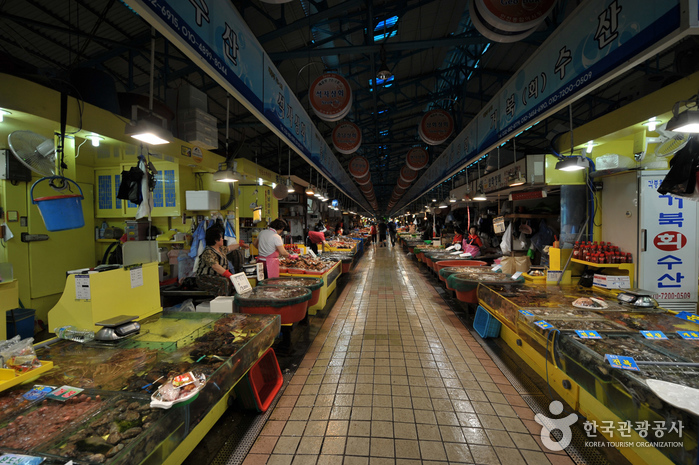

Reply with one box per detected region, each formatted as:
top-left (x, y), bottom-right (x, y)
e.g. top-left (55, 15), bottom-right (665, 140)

top-left (617, 289), bottom-right (658, 308)
top-left (95, 315), bottom-right (141, 341)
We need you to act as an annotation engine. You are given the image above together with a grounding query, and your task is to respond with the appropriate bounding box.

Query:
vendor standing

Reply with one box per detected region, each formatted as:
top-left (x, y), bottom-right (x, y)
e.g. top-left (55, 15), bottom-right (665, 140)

top-left (194, 226), bottom-right (243, 296)
top-left (253, 219), bottom-right (293, 278)
top-left (465, 226), bottom-right (483, 247)
top-left (307, 222), bottom-right (329, 254)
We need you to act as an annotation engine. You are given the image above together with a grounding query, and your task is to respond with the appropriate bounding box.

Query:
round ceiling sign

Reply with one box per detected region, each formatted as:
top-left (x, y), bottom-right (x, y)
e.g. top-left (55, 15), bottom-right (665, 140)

top-left (400, 165), bottom-right (418, 183)
top-left (309, 73), bottom-right (353, 121)
top-left (406, 147), bottom-right (429, 170)
top-left (419, 109), bottom-right (454, 145)
top-left (332, 121), bottom-right (362, 154)
top-left (476, 0), bottom-right (557, 32)
top-left (348, 156), bottom-right (370, 178)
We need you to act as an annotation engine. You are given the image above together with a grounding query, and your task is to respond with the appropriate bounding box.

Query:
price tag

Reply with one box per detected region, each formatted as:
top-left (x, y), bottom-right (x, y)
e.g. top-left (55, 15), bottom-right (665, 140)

top-left (546, 270), bottom-right (563, 282)
top-left (445, 245), bottom-right (456, 251)
top-left (491, 264), bottom-right (502, 272)
top-left (23, 385), bottom-right (55, 401)
top-left (130, 266), bottom-right (143, 288)
top-left (459, 253), bottom-right (472, 258)
top-left (75, 275), bottom-right (91, 300)
top-left (230, 272), bottom-right (252, 295)
top-left (47, 385), bottom-right (84, 402)
top-left (512, 271), bottom-right (522, 279)
top-left (640, 330), bottom-right (667, 340)
top-left (256, 263), bottom-right (264, 281)
top-left (677, 331), bottom-right (699, 340)
top-left (675, 312), bottom-right (699, 324)
top-left (534, 320), bottom-right (553, 329)
top-left (604, 354), bottom-right (640, 371)
top-left (308, 248), bottom-right (317, 258)
top-left (519, 310), bottom-right (534, 317)
top-left (575, 330), bottom-right (602, 339)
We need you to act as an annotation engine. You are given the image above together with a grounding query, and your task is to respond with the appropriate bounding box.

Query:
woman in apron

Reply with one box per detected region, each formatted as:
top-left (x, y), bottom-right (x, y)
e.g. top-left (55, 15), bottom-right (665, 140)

top-left (194, 225), bottom-right (243, 295)
top-left (253, 219), bottom-right (293, 278)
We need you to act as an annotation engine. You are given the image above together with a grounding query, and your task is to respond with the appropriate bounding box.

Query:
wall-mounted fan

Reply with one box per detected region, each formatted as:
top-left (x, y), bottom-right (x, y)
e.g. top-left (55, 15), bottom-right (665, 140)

top-left (7, 130), bottom-right (56, 177)
top-left (636, 123), bottom-right (692, 161)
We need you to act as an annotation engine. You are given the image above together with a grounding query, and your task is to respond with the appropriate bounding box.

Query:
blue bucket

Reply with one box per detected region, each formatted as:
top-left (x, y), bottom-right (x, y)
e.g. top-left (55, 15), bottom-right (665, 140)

top-left (31, 176), bottom-right (85, 231)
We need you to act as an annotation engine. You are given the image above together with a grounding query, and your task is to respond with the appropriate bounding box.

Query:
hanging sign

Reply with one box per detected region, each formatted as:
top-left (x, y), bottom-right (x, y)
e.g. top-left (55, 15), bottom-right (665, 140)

top-left (419, 109), bottom-right (454, 145)
top-left (399, 165), bottom-right (418, 183)
top-left (355, 172), bottom-right (371, 186)
top-left (406, 147), bottom-right (429, 170)
top-left (309, 73), bottom-right (352, 121)
top-left (332, 121), bottom-right (362, 154)
top-left (476, 0), bottom-right (557, 32)
top-left (348, 156), bottom-right (370, 178)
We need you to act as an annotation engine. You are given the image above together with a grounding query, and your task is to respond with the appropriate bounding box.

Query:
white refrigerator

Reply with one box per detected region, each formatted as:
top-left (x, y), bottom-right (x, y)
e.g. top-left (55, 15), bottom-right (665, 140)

top-left (601, 170), bottom-right (698, 313)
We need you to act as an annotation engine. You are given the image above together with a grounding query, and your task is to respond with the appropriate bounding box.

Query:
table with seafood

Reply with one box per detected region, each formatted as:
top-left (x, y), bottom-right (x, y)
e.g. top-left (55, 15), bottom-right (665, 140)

top-left (0, 312), bottom-right (280, 465)
top-left (477, 283), bottom-right (699, 465)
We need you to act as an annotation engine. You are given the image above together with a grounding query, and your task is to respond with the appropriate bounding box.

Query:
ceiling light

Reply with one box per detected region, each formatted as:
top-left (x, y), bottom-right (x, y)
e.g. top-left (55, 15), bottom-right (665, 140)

top-left (439, 200), bottom-right (448, 209)
top-left (508, 172), bottom-right (525, 187)
top-left (258, 177), bottom-right (264, 186)
top-left (473, 189), bottom-right (487, 201)
top-left (449, 194), bottom-right (457, 203)
top-left (431, 197), bottom-right (437, 202)
top-left (306, 185), bottom-right (315, 196)
top-left (213, 161), bottom-right (243, 183)
top-left (555, 156), bottom-right (590, 171)
top-left (89, 134), bottom-right (103, 147)
top-left (0, 109), bottom-right (11, 122)
top-left (666, 110), bottom-right (699, 133)
top-left (286, 177), bottom-right (295, 193)
top-left (644, 117), bottom-right (659, 132)
top-left (125, 119), bottom-right (173, 145)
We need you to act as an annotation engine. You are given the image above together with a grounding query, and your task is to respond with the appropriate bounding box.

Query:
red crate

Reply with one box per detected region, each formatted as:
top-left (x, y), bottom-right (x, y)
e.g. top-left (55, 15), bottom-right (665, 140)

top-left (234, 347), bottom-right (283, 412)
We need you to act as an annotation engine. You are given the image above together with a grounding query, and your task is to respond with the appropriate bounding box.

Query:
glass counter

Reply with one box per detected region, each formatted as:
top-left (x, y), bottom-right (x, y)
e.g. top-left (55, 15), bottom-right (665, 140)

top-left (0, 312), bottom-right (280, 464)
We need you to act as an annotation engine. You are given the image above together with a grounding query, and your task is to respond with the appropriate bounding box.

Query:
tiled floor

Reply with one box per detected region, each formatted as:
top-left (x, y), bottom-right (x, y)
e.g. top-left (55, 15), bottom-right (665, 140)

top-left (243, 244), bottom-right (576, 465)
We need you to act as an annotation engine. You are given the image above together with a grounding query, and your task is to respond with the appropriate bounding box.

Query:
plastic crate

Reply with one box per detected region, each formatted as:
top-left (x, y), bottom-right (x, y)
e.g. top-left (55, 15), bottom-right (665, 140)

top-left (234, 347), bottom-right (282, 412)
top-left (6, 308), bottom-right (35, 339)
top-left (473, 306), bottom-right (501, 339)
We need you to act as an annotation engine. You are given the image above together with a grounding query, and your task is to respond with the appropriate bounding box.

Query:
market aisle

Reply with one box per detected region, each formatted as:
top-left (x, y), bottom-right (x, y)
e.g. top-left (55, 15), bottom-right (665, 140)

top-left (243, 244), bottom-right (575, 465)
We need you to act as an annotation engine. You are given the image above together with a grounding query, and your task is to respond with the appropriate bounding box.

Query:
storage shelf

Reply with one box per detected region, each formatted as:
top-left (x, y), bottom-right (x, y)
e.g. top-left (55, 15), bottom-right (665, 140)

top-left (570, 258), bottom-right (634, 284)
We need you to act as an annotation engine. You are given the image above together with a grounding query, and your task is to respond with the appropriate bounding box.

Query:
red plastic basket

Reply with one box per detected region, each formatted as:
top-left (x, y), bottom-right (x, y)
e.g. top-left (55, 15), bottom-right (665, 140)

top-left (234, 347), bottom-right (283, 412)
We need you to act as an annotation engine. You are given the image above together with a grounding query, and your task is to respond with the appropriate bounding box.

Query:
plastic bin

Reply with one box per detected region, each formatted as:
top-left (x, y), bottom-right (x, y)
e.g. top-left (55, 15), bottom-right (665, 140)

top-left (473, 306), bottom-right (501, 339)
top-left (234, 347), bottom-right (283, 412)
top-left (6, 308), bottom-right (35, 339)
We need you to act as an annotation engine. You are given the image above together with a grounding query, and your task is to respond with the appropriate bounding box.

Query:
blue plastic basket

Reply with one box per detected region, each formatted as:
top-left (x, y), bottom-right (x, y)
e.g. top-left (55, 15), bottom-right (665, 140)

top-left (473, 306), bottom-right (501, 339)
top-left (31, 176), bottom-right (84, 232)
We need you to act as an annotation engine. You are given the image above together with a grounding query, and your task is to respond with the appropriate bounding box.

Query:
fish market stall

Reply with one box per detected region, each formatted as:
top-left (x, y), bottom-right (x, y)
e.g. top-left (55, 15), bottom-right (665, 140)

top-left (477, 284), bottom-right (698, 465)
top-left (279, 256), bottom-right (342, 315)
top-left (0, 312), bottom-right (280, 465)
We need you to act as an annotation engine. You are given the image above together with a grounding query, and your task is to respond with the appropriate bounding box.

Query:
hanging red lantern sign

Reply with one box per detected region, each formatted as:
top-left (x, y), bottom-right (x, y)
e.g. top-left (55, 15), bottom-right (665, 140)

top-left (397, 176), bottom-right (411, 189)
top-left (400, 165), bottom-right (418, 183)
top-left (309, 73), bottom-right (353, 121)
top-left (332, 121), bottom-right (362, 154)
top-left (476, 0), bottom-right (557, 32)
top-left (355, 172), bottom-right (371, 185)
top-left (394, 186), bottom-right (406, 195)
top-left (360, 183), bottom-right (373, 194)
top-left (406, 147), bottom-right (429, 171)
top-left (419, 109), bottom-right (454, 145)
top-left (348, 156), bottom-right (370, 178)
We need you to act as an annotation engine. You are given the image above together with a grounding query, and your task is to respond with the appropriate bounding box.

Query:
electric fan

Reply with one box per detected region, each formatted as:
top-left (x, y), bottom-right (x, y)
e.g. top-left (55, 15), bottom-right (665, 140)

top-left (653, 123), bottom-right (691, 158)
top-left (7, 130), bottom-right (57, 177)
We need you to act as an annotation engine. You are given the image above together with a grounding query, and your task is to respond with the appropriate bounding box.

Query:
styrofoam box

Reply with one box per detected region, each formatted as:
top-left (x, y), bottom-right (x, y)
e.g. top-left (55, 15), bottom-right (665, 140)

top-left (167, 84), bottom-right (208, 112)
top-left (183, 132), bottom-right (217, 150)
top-left (196, 301), bottom-right (211, 312)
top-left (178, 108), bottom-right (217, 126)
top-left (179, 119), bottom-right (217, 138)
top-left (210, 296), bottom-right (235, 313)
top-left (186, 190), bottom-right (221, 211)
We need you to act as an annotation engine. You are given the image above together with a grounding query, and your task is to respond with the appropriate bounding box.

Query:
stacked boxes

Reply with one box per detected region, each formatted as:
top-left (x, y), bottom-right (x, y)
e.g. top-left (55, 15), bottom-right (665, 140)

top-left (169, 84), bottom-right (218, 150)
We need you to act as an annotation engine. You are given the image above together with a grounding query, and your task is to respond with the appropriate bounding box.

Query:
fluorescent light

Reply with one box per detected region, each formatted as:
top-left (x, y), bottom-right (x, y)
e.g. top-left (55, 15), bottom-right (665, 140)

top-left (0, 109), bottom-right (10, 122)
top-left (125, 120), bottom-right (173, 145)
top-left (586, 140), bottom-right (594, 154)
top-left (555, 156), bottom-right (589, 171)
top-left (666, 110), bottom-right (699, 133)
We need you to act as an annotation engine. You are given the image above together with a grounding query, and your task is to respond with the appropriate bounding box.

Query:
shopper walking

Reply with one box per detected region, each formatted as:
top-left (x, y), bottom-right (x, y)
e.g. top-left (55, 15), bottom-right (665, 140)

top-left (378, 219), bottom-right (388, 247)
top-left (387, 219), bottom-right (396, 246)
top-left (370, 222), bottom-right (377, 246)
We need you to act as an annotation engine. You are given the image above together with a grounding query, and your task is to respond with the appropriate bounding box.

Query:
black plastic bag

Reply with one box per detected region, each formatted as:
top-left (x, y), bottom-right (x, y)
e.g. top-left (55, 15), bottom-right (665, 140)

top-left (658, 137), bottom-right (699, 197)
top-left (117, 166), bottom-right (145, 204)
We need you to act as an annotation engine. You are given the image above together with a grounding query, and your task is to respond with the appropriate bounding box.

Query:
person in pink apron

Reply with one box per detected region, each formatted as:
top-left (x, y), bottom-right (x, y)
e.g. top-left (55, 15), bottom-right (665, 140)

top-left (253, 219), bottom-right (293, 278)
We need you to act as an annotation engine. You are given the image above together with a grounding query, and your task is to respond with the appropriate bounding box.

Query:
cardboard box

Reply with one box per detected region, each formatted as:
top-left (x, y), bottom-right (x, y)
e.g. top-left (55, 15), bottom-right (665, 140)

top-left (593, 274), bottom-right (631, 289)
top-left (210, 296), bottom-right (235, 313)
top-left (186, 190), bottom-right (221, 211)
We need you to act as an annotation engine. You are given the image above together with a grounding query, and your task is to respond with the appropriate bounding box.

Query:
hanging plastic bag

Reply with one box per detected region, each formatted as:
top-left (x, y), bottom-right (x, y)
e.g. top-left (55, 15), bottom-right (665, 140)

top-left (500, 223), bottom-right (512, 255)
top-left (658, 137), bottom-right (699, 199)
